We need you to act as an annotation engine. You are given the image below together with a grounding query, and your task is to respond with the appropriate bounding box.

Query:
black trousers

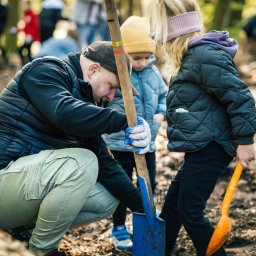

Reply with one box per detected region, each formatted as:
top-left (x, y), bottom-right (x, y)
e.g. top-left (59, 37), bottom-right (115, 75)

top-left (111, 150), bottom-right (156, 226)
top-left (0, 45), bottom-right (8, 64)
top-left (160, 141), bottom-right (233, 256)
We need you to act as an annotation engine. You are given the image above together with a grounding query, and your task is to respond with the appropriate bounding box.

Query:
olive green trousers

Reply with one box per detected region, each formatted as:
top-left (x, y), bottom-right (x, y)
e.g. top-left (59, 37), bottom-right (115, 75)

top-left (0, 148), bottom-right (118, 255)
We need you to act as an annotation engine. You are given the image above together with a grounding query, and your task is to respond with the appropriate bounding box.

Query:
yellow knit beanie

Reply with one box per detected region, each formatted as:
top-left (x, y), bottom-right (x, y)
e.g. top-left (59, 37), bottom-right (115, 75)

top-left (121, 16), bottom-right (156, 54)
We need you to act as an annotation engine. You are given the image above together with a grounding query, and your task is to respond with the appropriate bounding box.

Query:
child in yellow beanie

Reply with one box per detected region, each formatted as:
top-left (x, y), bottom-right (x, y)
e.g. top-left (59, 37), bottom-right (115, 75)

top-left (103, 15), bottom-right (167, 252)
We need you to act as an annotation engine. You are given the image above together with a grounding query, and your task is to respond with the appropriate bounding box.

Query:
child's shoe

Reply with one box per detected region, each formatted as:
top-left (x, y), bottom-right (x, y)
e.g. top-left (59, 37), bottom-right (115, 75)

top-left (110, 225), bottom-right (132, 251)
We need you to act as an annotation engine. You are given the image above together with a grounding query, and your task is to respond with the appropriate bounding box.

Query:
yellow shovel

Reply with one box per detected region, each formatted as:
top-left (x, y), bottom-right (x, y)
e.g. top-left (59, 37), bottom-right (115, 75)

top-left (206, 161), bottom-right (243, 256)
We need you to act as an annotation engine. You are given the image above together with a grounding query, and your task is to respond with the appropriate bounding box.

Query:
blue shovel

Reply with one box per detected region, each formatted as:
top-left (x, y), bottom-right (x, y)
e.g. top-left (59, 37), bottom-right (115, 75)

top-left (103, 0), bottom-right (165, 255)
top-left (133, 161), bottom-right (166, 256)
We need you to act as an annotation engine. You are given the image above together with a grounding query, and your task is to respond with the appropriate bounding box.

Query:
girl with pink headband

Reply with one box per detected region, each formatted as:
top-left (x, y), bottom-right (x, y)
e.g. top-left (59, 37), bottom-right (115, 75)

top-left (149, 0), bottom-right (256, 255)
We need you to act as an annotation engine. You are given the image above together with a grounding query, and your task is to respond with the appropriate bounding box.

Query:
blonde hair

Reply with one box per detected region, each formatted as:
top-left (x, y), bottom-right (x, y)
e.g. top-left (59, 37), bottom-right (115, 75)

top-left (149, 0), bottom-right (204, 76)
top-left (154, 45), bottom-right (172, 85)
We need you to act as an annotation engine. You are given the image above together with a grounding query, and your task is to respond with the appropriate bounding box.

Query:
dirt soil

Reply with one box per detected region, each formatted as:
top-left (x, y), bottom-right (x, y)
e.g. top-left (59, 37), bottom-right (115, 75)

top-left (0, 45), bottom-right (255, 256)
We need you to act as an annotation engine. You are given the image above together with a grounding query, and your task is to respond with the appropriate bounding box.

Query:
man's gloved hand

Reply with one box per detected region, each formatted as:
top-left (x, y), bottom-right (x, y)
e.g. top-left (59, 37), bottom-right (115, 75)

top-left (125, 117), bottom-right (151, 154)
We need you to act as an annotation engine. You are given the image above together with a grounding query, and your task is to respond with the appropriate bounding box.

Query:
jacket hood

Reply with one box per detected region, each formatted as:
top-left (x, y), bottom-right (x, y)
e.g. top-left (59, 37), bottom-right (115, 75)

top-left (189, 30), bottom-right (238, 58)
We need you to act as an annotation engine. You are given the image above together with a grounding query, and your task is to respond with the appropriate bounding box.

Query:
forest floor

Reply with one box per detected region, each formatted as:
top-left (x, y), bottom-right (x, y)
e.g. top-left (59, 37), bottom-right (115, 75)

top-left (0, 43), bottom-right (255, 256)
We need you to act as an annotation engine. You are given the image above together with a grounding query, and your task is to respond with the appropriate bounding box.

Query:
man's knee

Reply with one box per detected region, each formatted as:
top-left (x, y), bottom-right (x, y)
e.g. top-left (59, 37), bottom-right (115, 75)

top-left (68, 148), bottom-right (98, 179)
top-left (41, 148), bottom-right (99, 186)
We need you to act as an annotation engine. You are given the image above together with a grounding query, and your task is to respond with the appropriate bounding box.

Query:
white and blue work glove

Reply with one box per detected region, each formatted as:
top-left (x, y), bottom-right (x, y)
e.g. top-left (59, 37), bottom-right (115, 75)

top-left (125, 117), bottom-right (151, 154)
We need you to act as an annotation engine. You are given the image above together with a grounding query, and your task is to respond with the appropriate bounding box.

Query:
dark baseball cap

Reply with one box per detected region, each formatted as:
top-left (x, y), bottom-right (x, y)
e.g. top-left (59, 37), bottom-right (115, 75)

top-left (83, 41), bottom-right (131, 75)
top-left (83, 41), bottom-right (138, 95)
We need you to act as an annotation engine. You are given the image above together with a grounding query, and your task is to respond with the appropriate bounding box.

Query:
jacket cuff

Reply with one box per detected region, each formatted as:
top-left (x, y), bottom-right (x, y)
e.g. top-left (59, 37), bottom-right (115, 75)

top-left (125, 191), bottom-right (143, 212)
top-left (236, 136), bottom-right (255, 145)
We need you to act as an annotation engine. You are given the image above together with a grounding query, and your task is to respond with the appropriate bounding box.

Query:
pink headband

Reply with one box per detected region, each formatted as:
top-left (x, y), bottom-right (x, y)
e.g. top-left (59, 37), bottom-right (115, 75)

top-left (167, 11), bottom-right (201, 41)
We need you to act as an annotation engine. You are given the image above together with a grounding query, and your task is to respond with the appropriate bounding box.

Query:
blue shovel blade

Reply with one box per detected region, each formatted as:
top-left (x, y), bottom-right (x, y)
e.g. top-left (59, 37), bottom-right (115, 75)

top-left (133, 212), bottom-right (165, 256)
top-left (132, 176), bottom-right (165, 255)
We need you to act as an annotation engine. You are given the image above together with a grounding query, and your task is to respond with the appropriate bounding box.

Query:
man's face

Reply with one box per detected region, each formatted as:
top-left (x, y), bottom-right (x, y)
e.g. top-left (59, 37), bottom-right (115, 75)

top-left (129, 52), bottom-right (151, 71)
top-left (88, 64), bottom-right (119, 104)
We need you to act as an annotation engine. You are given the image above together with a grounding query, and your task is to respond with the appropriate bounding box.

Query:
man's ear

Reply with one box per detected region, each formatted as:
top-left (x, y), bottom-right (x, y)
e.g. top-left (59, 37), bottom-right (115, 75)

top-left (87, 63), bottom-right (101, 79)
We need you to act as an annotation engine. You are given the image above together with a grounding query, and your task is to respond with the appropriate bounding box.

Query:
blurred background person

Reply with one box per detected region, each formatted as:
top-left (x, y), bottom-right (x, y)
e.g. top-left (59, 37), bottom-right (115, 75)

top-left (97, 4), bottom-right (110, 42)
top-left (0, 0), bottom-right (8, 66)
top-left (242, 15), bottom-right (256, 56)
top-left (70, 0), bottom-right (109, 50)
top-left (243, 15), bottom-right (256, 40)
top-left (10, 0), bottom-right (40, 65)
top-left (36, 21), bottom-right (79, 58)
top-left (39, 0), bottom-right (65, 43)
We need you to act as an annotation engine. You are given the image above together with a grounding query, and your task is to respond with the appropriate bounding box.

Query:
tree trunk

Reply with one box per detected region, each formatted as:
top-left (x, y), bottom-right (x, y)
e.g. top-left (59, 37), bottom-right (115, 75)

top-left (128, 0), bottom-right (133, 17)
top-left (5, 0), bottom-right (19, 52)
top-left (211, 0), bottom-right (246, 30)
top-left (211, 0), bottom-right (232, 30)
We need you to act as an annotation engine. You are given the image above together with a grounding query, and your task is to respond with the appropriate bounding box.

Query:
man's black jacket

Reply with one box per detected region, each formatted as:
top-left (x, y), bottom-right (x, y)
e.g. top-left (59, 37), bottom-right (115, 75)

top-left (0, 54), bottom-right (142, 211)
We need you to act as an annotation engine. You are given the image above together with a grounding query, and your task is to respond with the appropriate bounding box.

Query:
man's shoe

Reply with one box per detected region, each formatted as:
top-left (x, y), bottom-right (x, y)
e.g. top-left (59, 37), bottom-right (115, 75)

top-left (110, 225), bottom-right (133, 251)
top-left (45, 249), bottom-right (66, 256)
top-left (8, 226), bottom-right (33, 243)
